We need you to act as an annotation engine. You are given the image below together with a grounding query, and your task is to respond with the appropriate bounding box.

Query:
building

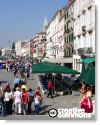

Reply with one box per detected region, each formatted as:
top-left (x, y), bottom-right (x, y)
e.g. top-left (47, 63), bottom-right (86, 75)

top-left (64, 0), bottom-right (75, 68)
top-left (15, 41), bottom-right (27, 56)
top-left (2, 47), bottom-right (12, 59)
top-left (45, 8), bottom-right (66, 64)
top-left (73, 0), bottom-right (95, 72)
top-left (22, 39), bottom-right (34, 57)
top-left (33, 32), bottom-right (46, 62)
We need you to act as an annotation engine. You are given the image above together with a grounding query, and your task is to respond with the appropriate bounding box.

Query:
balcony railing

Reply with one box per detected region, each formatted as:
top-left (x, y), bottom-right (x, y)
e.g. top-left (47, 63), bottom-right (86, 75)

top-left (77, 47), bottom-right (93, 55)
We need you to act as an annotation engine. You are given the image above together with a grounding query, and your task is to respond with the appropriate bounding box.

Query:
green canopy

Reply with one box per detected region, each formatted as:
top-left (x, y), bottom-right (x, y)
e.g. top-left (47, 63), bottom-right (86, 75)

top-left (79, 64), bottom-right (95, 86)
top-left (32, 61), bottom-right (80, 74)
top-left (80, 57), bottom-right (95, 64)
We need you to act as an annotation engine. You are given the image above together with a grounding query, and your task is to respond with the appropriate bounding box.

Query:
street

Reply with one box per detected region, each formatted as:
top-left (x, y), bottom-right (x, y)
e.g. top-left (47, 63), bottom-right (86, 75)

top-left (0, 69), bottom-right (95, 120)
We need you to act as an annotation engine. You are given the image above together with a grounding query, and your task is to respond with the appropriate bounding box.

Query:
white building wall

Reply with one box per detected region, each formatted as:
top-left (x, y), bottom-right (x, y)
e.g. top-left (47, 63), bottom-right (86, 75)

top-left (15, 41), bottom-right (22, 56)
top-left (46, 10), bottom-right (65, 59)
top-left (73, 0), bottom-right (95, 72)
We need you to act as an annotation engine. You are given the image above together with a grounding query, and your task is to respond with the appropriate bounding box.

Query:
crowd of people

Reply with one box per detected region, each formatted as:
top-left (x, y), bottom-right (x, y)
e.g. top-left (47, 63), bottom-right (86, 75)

top-left (0, 77), bottom-right (43, 117)
top-left (6, 60), bottom-right (31, 79)
top-left (0, 58), bottom-right (94, 117)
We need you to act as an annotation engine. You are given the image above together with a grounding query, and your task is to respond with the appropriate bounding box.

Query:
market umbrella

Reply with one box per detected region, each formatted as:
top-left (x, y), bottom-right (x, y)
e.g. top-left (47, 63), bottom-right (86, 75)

top-left (32, 61), bottom-right (80, 92)
top-left (32, 61), bottom-right (80, 74)
top-left (79, 64), bottom-right (95, 86)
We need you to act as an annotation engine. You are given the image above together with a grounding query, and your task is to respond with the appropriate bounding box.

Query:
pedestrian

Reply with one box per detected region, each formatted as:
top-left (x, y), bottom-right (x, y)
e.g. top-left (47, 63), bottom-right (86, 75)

top-left (14, 87), bottom-right (22, 115)
top-left (80, 85), bottom-right (93, 113)
top-left (21, 88), bottom-right (29, 115)
top-left (34, 87), bottom-right (43, 113)
top-left (13, 65), bottom-right (18, 77)
top-left (27, 88), bottom-right (34, 114)
top-left (34, 94), bottom-right (41, 114)
top-left (9, 88), bottom-right (14, 115)
top-left (80, 84), bottom-right (93, 113)
top-left (0, 81), bottom-right (3, 93)
top-left (0, 82), bottom-right (6, 117)
top-left (21, 82), bottom-right (28, 91)
top-left (35, 87), bottom-right (41, 96)
top-left (79, 81), bottom-right (86, 103)
top-left (4, 87), bottom-right (10, 115)
top-left (47, 80), bottom-right (53, 98)
top-left (13, 76), bottom-right (20, 89)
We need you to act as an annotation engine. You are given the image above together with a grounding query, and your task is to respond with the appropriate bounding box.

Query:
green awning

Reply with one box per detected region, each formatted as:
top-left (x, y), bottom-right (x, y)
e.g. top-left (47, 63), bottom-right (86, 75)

top-left (32, 61), bottom-right (80, 74)
top-left (80, 57), bottom-right (95, 64)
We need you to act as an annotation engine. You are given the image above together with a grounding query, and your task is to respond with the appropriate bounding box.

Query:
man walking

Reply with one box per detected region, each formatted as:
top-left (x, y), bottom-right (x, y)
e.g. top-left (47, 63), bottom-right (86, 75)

top-left (47, 80), bottom-right (53, 98)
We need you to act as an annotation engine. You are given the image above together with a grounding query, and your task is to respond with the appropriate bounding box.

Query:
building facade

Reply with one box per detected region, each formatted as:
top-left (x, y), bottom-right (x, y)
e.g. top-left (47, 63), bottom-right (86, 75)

top-left (15, 41), bottom-right (27, 56)
top-left (46, 8), bottom-right (65, 64)
top-left (33, 32), bottom-right (46, 61)
top-left (73, 0), bottom-right (95, 72)
top-left (64, 0), bottom-right (75, 67)
top-left (22, 40), bottom-right (34, 57)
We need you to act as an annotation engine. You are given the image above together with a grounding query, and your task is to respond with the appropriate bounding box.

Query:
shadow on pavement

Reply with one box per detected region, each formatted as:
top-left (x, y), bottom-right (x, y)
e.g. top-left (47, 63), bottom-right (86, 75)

top-left (39, 105), bottom-right (52, 115)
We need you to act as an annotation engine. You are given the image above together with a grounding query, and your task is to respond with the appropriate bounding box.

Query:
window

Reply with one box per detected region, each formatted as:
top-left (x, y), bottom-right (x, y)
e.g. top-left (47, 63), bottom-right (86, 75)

top-left (67, 36), bottom-right (69, 44)
top-left (65, 13), bottom-right (66, 19)
top-left (67, 11), bottom-right (68, 18)
top-left (71, 34), bottom-right (73, 42)
top-left (65, 37), bottom-right (66, 44)
top-left (69, 35), bottom-right (71, 43)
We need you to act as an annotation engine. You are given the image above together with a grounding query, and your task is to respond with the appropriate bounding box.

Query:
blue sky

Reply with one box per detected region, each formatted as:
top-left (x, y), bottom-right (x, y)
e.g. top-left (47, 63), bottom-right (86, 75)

top-left (0, 0), bottom-right (67, 48)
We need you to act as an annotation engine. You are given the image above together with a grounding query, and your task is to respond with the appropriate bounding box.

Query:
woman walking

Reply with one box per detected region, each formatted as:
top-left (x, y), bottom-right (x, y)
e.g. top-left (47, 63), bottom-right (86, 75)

top-left (14, 87), bottom-right (22, 115)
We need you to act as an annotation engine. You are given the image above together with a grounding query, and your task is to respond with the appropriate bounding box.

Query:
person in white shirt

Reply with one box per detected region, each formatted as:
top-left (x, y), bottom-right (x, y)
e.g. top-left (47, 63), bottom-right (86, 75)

top-left (14, 87), bottom-right (22, 115)
top-left (4, 88), bottom-right (10, 115)
top-left (34, 95), bottom-right (41, 114)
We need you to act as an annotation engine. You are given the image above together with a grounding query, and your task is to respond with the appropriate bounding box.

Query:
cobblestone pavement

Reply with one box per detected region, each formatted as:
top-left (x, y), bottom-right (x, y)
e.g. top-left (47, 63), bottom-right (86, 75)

top-left (0, 69), bottom-right (95, 120)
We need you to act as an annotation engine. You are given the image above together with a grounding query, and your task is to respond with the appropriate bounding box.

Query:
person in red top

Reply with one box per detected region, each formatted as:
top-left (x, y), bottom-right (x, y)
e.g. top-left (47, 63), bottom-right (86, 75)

top-left (21, 88), bottom-right (29, 115)
top-left (47, 80), bottom-right (53, 98)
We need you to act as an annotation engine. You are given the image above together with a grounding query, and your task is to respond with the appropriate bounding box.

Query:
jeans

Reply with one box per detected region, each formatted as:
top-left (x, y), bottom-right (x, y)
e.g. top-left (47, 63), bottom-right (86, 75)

top-left (22, 104), bottom-right (28, 115)
top-left (34, 104), bottom-right (40, 114)
top-left (1, 102), bottom-right (6, 117)
top-left (15, 102), bottom-right (21, 114)
top-left (28, 102), bottom-right (32, 114)
top-left (5, 101), bottom-right (10, 115)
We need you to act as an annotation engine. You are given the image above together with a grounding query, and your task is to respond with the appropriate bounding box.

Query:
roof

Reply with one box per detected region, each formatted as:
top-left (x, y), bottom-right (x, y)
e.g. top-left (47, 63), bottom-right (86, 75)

top-left (47, 6), bottom-right (66, 28)
top-left (37, 32), bottom-right (46, 35)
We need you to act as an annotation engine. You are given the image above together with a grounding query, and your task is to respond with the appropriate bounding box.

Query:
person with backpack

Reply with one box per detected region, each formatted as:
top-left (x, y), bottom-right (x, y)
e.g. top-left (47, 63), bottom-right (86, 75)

top-left (27, 88), bottom-right (34, 114)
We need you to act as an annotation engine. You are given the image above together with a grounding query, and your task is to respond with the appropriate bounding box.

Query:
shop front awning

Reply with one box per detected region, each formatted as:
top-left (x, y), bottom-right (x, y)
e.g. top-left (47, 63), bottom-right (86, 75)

top-left (80, 57), bottom-right (95, 64)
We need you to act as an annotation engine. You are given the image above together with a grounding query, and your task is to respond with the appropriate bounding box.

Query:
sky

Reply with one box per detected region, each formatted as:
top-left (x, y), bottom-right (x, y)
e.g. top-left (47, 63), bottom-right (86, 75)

top-left (0, 0), bottom-right (68, 48)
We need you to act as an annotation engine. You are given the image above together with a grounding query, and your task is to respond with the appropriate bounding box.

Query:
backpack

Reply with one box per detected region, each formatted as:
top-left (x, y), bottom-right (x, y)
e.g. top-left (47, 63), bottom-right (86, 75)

top-left (29, 95), bottom-right (34, 102)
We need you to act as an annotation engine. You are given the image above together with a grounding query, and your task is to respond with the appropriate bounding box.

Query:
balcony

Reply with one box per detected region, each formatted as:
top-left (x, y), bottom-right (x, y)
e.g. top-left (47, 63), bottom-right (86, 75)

top-left (77, 47), bottom-right (93, 55)
top-left (82, 9), bottom-right (86, 14)
top-left (87, 23), bottom-right (94, 32)
top-left (65, 29), bottom-right (70, 33)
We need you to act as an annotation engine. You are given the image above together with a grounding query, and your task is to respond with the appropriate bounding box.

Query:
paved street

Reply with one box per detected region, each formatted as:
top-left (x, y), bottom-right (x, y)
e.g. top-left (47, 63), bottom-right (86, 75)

top-left (0, 69), bottom-right (95, 120)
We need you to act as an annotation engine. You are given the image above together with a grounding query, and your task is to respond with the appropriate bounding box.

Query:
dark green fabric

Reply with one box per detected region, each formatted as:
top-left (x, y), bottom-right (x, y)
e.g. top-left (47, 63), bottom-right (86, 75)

top-left (79, 64), bottom-right (95, 86)
top-left (32, 62), bottom-right (80, 74)
top-left (80, 57), bottom-right (95, 64)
